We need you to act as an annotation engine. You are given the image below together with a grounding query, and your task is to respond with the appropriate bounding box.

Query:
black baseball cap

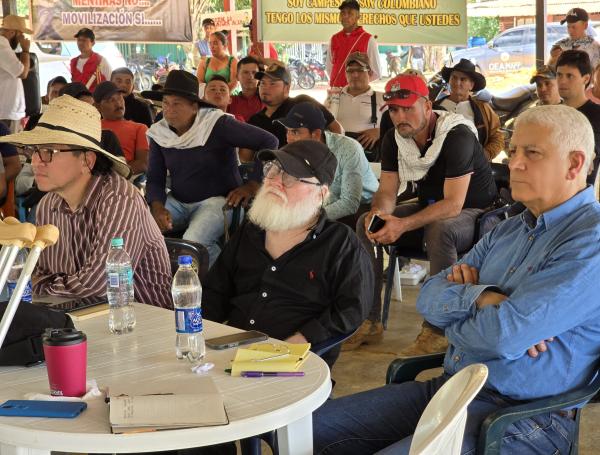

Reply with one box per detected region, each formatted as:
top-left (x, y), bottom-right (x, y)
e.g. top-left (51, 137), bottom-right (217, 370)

top-left (258, 140), bottom-right (337, 186)
top-left (58, 82), bottom-right (92, 99)
top-left (93, 81), bottom-right (123, 103)
top-left (276, 102), bottom-right (326, 131)
top-left (255, 63), bottom-right (292, 85)
top-left (111, 67), bottom-right (134, 79)
top-left (561, 8), bottom-right (589, 24)
top-left (74, 28), bottom-right (95, 41)
top-left (202, 18), bottom-right (216, 26)
top-left (339, 0), bottom-right (360, 11)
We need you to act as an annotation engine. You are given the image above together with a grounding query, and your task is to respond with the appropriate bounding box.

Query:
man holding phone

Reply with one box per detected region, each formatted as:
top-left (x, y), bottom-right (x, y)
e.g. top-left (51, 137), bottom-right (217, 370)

top-left (345, 74), bottom-right (497, 353)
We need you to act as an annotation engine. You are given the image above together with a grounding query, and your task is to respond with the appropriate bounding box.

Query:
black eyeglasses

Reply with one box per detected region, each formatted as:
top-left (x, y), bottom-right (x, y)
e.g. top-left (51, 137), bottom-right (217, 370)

top-left (383, 89), bottom-right (427, 102)
top-left (24, 146), bottom-right (88, 163)
top-left (263, 161), bottom-right (321, 188)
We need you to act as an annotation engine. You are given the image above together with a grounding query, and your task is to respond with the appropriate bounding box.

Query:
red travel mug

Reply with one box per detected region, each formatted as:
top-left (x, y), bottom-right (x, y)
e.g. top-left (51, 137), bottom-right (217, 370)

top-left (42, 328), bottom-right (87, 397)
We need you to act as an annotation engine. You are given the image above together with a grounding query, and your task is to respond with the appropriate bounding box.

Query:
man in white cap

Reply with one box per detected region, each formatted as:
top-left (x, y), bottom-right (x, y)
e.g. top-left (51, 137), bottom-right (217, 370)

top-left (0, 96), bottom-right (173, 309)
top-left (0, 15), bottom-right (32, 133)
top-left (553, 8), bottom-right (600, 69)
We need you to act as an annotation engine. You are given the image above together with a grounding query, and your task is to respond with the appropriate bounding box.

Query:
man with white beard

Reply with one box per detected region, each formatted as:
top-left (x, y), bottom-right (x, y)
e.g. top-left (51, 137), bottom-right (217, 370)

top-left (203, 140), bottom-right (373, 365)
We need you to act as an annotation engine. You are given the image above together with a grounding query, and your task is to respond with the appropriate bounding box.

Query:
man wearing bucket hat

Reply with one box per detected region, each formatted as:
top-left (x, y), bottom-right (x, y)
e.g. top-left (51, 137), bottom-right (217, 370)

top-left (142, 70), bottom-right (277, 267)
top-left (434, 58), bottom-right (503, 161)
top-left (0, 15), bottom-right (32, 133)
top-left (348, 74), bottom-right (497, 352)
top-left (0, 95), bottom-right (173, 309)
top-left (553, 8), bottom-right (600, 69)
top-left (203, 139), bottom-right (373, 366)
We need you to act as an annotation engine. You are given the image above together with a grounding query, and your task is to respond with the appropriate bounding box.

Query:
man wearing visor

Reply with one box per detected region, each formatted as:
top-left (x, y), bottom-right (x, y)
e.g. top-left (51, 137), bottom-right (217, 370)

top-left (350, 74), bottom-right (497, 353)
top-left (203, 140), bottom-right (373, 366)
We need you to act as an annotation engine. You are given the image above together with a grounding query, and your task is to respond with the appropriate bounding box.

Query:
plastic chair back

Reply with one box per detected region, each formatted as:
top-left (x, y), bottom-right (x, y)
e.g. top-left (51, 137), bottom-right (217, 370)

top-left (164, 238), bottom-right (209, 284)
top-left (409, 363), bottom-right (488, 455)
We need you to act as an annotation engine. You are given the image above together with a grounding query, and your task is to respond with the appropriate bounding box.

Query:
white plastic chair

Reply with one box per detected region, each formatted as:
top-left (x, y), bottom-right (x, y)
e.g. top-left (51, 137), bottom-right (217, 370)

top-left (409, 363), bottom-right (489, 455)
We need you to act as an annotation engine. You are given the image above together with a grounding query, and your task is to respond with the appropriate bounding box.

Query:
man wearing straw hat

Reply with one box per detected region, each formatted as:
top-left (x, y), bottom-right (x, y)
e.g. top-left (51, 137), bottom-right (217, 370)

top-left (0, 15), bottom-right (32, 133)
top-left (0, 95), bottom-right (173, 309)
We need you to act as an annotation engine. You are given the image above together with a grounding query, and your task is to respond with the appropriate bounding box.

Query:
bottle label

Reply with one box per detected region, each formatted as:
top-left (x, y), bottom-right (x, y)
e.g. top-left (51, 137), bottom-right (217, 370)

top-left (108, 272), bottom-right (120, 288)
top-left (7, 280), bottom-right (32, 303)
top-left (175, 307), bottom-right (203, 334)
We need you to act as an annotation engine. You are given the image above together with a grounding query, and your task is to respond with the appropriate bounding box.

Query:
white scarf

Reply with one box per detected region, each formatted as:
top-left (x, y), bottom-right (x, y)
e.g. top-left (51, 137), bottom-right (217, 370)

top-left (146, 108), bottom-right (225, 149)
top-left (394, 110), bottom-right (478, 194)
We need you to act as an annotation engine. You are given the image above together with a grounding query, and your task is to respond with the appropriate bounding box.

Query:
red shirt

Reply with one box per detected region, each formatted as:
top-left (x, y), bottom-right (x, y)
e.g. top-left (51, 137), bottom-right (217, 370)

top-left (101, 119), bottom-right (148, 163)
top-left (228, 91), bottom-right (263, 123)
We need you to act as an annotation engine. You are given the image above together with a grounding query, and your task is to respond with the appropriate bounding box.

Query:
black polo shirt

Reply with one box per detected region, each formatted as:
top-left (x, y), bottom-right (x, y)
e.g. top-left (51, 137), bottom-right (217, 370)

top-left (124, 93), bottom-right (154, 128)
top-left (203, 213), bottom-right (373, 343)
top-left (577, 100), bottom-right (600, 186)
top-left (248, 95), bottom-right (335, 147)
top-left (381, 121), bottom-right (497, 209)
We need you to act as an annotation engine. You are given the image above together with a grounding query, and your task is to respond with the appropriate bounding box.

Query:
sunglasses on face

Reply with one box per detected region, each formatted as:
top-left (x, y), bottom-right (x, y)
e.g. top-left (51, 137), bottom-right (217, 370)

top-left (383, 89), bottom-right (428, 101)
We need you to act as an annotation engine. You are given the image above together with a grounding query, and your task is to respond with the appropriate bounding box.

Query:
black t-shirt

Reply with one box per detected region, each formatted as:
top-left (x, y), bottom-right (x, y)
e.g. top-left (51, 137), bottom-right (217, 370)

top-left (577, 100), bottom-right (600, 186)
top-left (124, 94), bottom-right (154, 128)
top-left (248, 95), bottom-right (335, 147)
top-left (381, 122), bottom-right (497, 209)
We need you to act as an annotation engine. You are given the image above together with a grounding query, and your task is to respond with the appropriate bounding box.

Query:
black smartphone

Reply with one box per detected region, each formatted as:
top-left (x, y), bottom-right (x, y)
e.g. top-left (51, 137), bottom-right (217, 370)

top-left (368, 215), bottom-right (386, 233)
top-left (0, 400), bottom-right (87, 418)
top-left (206, 330), bottom-right (268, 350)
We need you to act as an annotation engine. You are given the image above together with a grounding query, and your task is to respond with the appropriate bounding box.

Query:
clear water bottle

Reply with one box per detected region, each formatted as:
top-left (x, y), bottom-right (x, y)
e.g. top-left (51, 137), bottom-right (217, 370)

top-left (7, 249), bottom-right (32, 303)
top-left (106, 238), bottom-right (136, 334)
top-left (172, 255), bottom-right (205, 363)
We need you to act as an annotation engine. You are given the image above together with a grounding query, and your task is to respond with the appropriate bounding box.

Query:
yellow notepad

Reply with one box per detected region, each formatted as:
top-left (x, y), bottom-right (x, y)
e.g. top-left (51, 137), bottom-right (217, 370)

top-left (230, 342), bottom-right (311, 377)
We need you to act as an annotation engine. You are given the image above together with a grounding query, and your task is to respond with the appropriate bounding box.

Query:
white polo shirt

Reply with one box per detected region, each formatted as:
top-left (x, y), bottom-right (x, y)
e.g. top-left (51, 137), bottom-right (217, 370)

top-left (0, 35), bottom-right (25, 120)
top-left (336, 87), bottom-right (385, 133)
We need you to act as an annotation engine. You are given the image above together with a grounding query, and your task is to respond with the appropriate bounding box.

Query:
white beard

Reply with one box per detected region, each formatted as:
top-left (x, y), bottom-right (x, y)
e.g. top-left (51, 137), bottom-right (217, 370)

top-left (248, 185), bottom-right (322, 232)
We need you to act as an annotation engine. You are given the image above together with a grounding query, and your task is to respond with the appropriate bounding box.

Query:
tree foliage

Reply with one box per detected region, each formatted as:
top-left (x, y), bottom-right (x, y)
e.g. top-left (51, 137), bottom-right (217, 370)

top-left (467, 16), bottom-right (500, 42)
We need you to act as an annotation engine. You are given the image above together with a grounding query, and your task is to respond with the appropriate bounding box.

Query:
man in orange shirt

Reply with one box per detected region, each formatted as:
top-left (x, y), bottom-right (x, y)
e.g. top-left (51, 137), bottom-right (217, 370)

top-left (93, 81), bottom-right (148, 175)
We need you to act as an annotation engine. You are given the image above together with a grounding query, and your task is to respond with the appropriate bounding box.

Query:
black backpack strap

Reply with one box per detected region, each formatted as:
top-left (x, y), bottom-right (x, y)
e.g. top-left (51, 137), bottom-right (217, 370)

top-left (370, 91), bottom-right (378, 126)
top-left (0, 335), bottom-right (45, 366)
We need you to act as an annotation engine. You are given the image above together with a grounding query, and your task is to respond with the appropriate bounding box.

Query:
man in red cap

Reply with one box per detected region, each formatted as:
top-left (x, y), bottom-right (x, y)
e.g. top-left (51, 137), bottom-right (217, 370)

top-left (553, 8), bottom-right (600, 69)
top-left (345, 74), bottom-right (498, 353)
top-left (326, 0), bottom-right (381, 89)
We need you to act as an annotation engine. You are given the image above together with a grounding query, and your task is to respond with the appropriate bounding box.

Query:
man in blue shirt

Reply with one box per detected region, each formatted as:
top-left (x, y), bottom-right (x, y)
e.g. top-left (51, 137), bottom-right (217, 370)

top-left (312, 104), bottom-right (600, 454)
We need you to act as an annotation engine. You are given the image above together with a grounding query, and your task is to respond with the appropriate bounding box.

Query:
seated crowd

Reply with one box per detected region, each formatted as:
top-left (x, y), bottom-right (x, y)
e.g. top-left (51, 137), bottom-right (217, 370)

top-left (1, 7), bottom-right (600, 453)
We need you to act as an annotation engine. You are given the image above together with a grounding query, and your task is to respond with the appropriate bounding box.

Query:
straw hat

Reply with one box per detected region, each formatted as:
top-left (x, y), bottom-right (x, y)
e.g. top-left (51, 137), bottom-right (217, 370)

top-left (1, 15), bottom-right (33, 34)
top-left (0, 96), bottom-right (131, 178)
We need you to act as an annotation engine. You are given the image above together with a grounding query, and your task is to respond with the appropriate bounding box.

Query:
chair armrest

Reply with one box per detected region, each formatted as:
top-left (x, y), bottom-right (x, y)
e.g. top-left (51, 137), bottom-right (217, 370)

top-left (386, 353), bottom-right (445, 384)
top-left (478, 372), bottom-right (600, 455)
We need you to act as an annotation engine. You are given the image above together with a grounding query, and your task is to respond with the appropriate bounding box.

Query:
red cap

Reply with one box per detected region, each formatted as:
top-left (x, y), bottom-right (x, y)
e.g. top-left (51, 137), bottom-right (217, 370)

top-left (383, 75), bottom-right (429, 108)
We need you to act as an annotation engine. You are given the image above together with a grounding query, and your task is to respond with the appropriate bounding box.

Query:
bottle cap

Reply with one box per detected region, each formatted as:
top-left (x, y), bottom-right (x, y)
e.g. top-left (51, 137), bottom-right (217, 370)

top-left (111, 238), bottom-right (124, 247)
top-left (178, 255), bottom-right (193, 266)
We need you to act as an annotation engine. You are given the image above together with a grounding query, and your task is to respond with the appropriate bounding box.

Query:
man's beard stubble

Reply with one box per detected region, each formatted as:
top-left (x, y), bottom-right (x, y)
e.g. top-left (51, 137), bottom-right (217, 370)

top-left (248, 184), bottom-right (322, 232)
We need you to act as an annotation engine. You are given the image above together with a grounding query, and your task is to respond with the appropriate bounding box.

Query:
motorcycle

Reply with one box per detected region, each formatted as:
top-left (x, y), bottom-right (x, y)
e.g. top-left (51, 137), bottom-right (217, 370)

top-left (154, 54), bottom-right (182, 85)
top-left (306, 55), bottom-right (328, 83)
top-left (287, 58), bottom-right (315, 90)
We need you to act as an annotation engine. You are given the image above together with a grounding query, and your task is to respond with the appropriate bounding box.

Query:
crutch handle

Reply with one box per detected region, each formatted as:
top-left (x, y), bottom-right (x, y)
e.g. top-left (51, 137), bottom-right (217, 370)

top-left (0, 222), bottom-right (36, 247)
top-left (31, 225), bottom-right (60, 249)
top-left (1, 217), bottom-right (20, 225)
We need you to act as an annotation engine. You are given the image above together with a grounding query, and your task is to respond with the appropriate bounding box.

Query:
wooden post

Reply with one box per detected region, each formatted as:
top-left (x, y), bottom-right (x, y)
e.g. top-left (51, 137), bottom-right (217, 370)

top-left (223, 0), bottom-right (237, 57)
top-left (1, 0), bottom-right (18, 16)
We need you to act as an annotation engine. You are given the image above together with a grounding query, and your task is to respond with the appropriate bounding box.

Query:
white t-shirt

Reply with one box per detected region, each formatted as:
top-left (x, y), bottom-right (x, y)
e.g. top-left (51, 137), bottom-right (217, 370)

top-left (0, 35), bottom-right (25, 120)
top-left (439, 98), bottom-right (475, 123)
top-left (76, 54), bottom-right (112, 82)
top-left (336, 87), bottom-right (385, 133)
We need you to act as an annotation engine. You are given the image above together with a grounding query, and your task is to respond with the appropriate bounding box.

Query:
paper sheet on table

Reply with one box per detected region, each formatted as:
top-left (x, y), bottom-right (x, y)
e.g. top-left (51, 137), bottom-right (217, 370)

top-left (108, 376), bottom-right (228, 433)
top-left (230, 342), bottom-right (311, 377)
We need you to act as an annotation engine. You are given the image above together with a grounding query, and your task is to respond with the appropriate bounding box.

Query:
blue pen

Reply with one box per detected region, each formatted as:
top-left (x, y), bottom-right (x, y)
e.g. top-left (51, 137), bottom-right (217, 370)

top-left (241, 371), bottom-right (305, 378)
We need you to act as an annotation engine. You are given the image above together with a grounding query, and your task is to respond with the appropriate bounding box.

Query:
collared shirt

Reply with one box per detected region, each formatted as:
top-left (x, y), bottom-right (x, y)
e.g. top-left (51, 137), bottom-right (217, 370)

top-left (0, 35), bottom-right (25, 120)
top-left (202, 213), bottom-right (374, 343)
top-left (324, 131), bottom-right (379, 220)
top-left (577, 100), bottom-right (600, 186)
top-left (439, 98), bottom-right (475, 123)
top-left (554, 35), bottom-right (600, 69)
top-left (336, 87), bottom-right (385, 133)
top-left (34, 172), bottom-right (173, 309)
top-left (228, 90), bottom-right (263, 123)
top-left (418, 186), bottom-right (600, 400)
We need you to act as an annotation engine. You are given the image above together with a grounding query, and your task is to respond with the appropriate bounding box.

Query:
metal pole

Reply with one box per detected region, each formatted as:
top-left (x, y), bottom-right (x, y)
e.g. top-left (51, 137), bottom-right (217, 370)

top-left (535, 0), bottom-right (547, 69)
top-left (0, 245), bottom-right (19, 296)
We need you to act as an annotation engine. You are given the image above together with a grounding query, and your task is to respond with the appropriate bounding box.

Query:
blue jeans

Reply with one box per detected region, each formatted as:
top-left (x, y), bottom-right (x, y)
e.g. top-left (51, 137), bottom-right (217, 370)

top-left (165, 194), bottom-right (232, 268)
top-left (313, 374), bottom-right (576, 454)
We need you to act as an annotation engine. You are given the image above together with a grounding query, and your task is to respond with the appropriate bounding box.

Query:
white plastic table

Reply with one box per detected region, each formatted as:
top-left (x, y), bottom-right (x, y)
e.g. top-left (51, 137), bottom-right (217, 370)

top-left (0, 303), bottom-right (332, 454)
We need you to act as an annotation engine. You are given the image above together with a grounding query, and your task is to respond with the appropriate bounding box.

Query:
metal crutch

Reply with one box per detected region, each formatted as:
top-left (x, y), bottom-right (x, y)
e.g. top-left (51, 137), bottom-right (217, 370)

top-left (0, 220), bottom-right (59, 350)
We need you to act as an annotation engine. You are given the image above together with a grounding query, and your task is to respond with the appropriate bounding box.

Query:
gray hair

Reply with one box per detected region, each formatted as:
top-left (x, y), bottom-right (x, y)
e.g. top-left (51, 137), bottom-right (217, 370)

top-left (514, 105), bottom-right (595, 175)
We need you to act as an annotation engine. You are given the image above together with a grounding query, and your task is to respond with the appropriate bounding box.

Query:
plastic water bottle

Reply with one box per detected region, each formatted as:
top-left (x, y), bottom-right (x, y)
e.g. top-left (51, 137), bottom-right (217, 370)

top-left (106, 238), bottom-right (136, 334)
top-left (7, 249), bottom-right (32, 303)
top-left (172, 255), bottom-right (205, 362)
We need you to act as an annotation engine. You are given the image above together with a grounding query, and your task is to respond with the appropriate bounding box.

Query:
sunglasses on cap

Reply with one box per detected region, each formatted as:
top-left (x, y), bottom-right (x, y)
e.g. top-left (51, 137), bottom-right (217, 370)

top-left (383, 89), bottom-right (428, 102)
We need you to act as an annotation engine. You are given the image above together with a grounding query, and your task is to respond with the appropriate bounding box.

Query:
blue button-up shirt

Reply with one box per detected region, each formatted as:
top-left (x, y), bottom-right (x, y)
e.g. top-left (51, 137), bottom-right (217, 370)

top-left (418, 186), bottom-right (600, 400)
